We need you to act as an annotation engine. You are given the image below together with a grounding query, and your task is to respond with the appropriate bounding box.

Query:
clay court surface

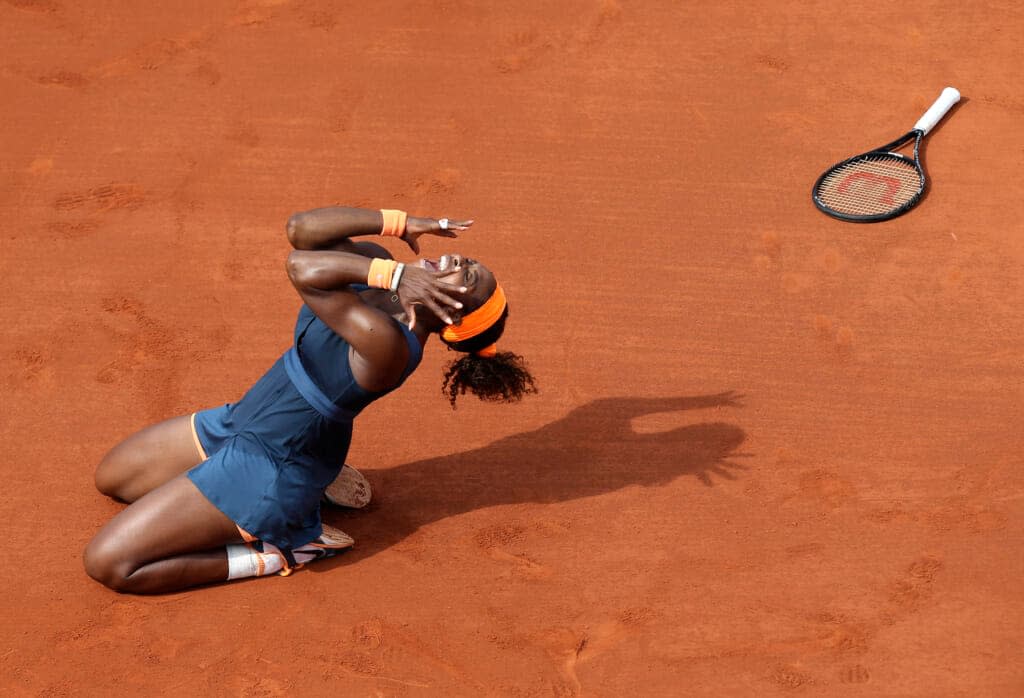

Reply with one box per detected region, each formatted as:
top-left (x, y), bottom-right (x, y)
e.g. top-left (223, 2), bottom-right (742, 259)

top-left (2, 1), bottom-right (1022, 695)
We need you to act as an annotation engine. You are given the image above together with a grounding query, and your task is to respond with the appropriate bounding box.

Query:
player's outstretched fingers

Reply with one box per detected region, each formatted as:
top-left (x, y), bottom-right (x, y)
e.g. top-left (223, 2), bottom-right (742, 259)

top-left (439, 218), bottom-right (473, 232)
top-left (402, 216), bottom-right (472, 253)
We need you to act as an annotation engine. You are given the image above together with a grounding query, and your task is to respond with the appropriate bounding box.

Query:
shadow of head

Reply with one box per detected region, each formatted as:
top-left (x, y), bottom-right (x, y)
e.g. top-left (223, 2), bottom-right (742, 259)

top-left (325, 393), bottom-right (747, 557)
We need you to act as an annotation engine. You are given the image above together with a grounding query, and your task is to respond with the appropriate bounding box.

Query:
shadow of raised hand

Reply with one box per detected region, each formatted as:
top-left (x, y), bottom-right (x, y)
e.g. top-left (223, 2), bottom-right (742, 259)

top-left (326, 393), bottom-right (748, 559)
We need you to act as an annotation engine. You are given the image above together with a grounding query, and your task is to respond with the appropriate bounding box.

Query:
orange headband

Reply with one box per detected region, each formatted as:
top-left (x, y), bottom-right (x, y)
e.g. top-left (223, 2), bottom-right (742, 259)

top-left (442, 284), bottom-right (506, 355)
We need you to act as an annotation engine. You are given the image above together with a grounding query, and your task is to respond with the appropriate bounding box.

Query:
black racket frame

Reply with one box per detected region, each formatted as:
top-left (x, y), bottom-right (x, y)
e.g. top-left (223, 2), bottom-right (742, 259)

top-left (811, 129), bottom-right (926, 223)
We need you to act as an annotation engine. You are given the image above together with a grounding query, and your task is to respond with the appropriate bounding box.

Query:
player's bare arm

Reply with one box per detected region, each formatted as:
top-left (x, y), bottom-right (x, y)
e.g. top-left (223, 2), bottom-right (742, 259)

top-left (287, 249), bottom-right (465, 390)
top-left (287, 205), bottom-right (472, 254)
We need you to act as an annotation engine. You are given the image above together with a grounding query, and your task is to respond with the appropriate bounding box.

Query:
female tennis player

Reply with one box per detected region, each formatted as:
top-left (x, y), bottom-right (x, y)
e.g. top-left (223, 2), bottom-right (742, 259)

top-left (84, 205), bottom-right (536, 594)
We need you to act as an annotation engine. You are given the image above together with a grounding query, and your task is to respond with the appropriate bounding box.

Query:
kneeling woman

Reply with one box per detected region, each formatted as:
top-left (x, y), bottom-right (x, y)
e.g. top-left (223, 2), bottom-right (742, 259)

top-left (84, 206), bottom-right (536, 594)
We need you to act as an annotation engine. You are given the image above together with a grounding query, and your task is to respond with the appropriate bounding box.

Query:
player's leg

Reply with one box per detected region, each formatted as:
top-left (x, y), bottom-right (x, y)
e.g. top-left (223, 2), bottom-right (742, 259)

top-left (83, 474), bottom-right (242, 594)
top-left (94, 415), bottom-right (205, 503)
top-left (85, 472), bottom-right (355, 593)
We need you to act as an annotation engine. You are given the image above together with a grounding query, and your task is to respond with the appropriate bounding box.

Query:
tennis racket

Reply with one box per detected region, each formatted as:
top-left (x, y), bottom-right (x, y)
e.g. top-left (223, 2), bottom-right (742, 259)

top-left (812, 87), bottom-right (960, 222)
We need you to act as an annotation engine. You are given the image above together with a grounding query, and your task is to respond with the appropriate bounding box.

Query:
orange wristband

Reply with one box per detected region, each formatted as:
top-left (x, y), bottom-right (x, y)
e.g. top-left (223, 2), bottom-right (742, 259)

top-left (380, 209), bottom-right (408, 237)
top-left (367, 258), bottom-right (398, 289)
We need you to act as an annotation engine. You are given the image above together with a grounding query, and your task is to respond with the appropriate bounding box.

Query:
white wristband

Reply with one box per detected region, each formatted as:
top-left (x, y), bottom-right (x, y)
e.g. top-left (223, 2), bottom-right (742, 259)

top-left (438, 218), bottom-right (449, 230)
top-left (389, 262), bottom-right (406, 292)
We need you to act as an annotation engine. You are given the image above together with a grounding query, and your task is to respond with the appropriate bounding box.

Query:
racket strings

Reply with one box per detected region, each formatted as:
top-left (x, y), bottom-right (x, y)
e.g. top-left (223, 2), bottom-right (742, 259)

top-left (815, 155), bottom-right (922, 216)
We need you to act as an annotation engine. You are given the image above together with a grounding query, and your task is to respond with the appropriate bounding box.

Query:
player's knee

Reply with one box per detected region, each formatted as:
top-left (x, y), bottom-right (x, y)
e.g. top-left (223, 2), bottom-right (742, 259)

top-left (83, 536), bottom-right (134, 593)
top-left (286, 213), bottom-right (310, 248)
top-left (93, 461), bottom-right (118, 498)
top-left (94, 445), bottom-right (135, 500)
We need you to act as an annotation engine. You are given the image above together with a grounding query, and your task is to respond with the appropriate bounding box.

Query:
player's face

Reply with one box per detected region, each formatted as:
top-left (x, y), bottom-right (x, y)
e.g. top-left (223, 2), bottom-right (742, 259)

top-left (420, 254), bottom-right (496, 310)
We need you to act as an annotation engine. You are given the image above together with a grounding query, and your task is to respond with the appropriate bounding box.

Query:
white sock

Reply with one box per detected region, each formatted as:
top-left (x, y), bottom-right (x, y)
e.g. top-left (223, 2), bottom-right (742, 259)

top-left (225, 543), bottom-right (284, 580)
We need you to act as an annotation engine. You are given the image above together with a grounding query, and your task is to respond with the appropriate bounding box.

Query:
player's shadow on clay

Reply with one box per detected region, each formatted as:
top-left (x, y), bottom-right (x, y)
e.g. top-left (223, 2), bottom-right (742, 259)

top-left (323, 392), bottom-right (748, 562)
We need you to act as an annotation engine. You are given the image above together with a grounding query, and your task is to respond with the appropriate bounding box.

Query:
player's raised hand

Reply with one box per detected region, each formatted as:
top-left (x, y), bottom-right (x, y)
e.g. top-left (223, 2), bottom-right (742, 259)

top-left (402, 217), bottom-right (473, 254)
top-left (395, 263), bottom-right (467, 329)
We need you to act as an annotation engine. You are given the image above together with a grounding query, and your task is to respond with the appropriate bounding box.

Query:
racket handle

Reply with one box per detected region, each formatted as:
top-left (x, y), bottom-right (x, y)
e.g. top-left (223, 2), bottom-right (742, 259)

top-left (913, 87), bottom-right (961, 135)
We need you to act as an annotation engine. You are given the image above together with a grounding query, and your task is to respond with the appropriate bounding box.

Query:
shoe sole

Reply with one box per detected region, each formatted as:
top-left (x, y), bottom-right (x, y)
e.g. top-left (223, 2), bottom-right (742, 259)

top-left (312, 523), bottom-right (355, 550)
top-left (324, 464), bottom-right (372, 508)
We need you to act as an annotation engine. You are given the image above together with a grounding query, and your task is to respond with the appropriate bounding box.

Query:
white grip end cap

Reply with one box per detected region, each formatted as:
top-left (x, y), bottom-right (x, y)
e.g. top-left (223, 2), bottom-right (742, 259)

top-left (914, 87), bottom-right (961, 135)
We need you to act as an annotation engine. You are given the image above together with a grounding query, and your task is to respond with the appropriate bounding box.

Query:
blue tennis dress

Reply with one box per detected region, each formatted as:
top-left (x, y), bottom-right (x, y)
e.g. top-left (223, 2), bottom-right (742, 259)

top-left (187, 302), bottom-right (422, 551)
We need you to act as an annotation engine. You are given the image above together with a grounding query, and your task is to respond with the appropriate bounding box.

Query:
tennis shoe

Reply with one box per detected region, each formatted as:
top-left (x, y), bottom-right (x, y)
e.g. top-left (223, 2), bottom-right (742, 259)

top-left (324, 464), bottom-right (372, 508)
top-left (276, 524), bottom-right (354, 576)
top-left (296, 523), bottom-right (354, 560)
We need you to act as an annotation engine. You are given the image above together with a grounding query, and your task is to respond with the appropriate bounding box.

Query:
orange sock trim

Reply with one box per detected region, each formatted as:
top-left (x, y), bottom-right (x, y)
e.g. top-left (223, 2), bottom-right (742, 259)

top-left (380, 209), bottom-right (408, 237)
top-left (368, 258), bottom-right (398, 289)
top-left (252, 543), bottom-right (265, 576)
top-left (278, 562), bottom-right (303, 577)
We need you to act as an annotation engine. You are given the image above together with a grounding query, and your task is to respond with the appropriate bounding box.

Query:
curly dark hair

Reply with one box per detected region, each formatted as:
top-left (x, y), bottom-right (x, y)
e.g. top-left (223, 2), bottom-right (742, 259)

top-left (439, 306), bottom-right (537, 407)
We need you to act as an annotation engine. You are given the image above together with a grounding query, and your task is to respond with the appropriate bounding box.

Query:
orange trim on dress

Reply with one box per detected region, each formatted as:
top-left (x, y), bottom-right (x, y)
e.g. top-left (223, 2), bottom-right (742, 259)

top-left (189, 413), bottom-right (209, 461)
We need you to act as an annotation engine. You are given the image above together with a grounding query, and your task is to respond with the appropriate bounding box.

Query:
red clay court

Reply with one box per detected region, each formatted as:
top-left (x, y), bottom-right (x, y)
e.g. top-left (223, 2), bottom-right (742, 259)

top-left (2, 1), bottom-right (1022, 695)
